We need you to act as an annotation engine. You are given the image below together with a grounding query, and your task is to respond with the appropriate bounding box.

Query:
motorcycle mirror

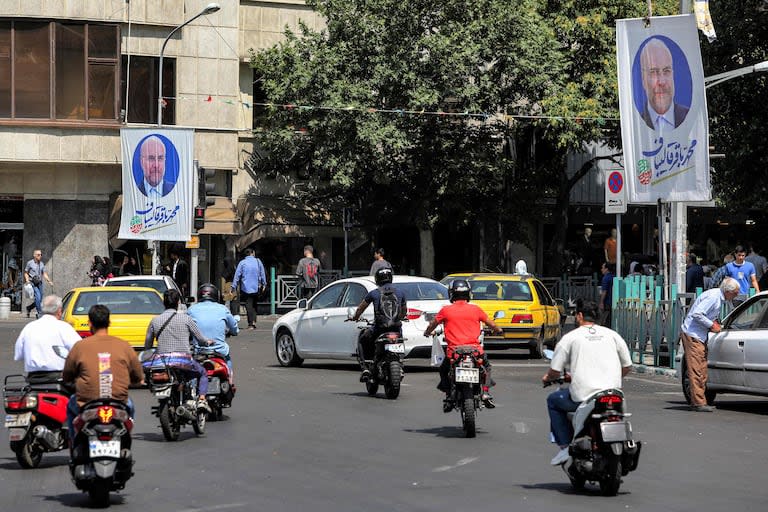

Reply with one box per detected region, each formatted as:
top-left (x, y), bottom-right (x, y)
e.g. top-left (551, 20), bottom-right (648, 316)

top-left (543, 349), bottom-right (555, 360)
top-left (138, 349), bottom-right (156, 363)
top-left (52, 345), bottom-right (70, 359)
top-left (346, 307), bottom-right (356, 319)
top-left (493, 311), bottom-right (506, 319)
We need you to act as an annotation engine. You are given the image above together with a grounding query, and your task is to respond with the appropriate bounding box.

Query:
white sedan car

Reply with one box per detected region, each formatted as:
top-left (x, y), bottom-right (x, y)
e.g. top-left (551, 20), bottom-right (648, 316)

top-left (273, 276), bottom-right (449, 366)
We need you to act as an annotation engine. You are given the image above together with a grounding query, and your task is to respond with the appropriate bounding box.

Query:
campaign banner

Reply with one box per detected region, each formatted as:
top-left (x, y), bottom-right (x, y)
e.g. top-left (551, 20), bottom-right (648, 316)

top-left (118, 128), bottom-right (194, 241)
top-left (616, 14), bottom-right (710, 203)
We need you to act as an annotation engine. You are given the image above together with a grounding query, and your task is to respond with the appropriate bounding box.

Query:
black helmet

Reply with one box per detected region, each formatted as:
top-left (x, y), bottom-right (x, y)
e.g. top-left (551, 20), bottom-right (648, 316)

top-left (374, 267), bottom-right (393, 286)
top-left (448, 279), bottom-right (471, 302)
top-left (198, 283), bottom-right (220, 302)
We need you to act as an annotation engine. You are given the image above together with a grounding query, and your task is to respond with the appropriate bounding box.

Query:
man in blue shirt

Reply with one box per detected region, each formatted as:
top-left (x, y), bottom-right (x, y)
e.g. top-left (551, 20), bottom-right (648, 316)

top-left (232, 248), bottom-right (267, 329)
top-left (680, 277), bottom-right (740, 412)
top-left (598, 262), bottom-right (614, 327)
top-left (188, 283), bottom-right (239, 371)
top-left (685, 254), bottom-right (705, 292)
top-left (724, 245), bottom-right (759, 299)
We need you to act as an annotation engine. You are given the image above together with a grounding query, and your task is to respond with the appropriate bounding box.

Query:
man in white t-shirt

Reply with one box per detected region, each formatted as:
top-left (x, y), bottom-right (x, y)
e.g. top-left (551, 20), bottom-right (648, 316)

top-left (542, 299), bottom-right (632, 465)
top-left (14, 295), bottom-right (81, 383)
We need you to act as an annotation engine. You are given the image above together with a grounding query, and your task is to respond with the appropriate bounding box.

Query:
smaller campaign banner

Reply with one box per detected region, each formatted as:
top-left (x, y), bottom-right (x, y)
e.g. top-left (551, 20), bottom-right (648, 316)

top-left (118, 128), bottom-right (194, 241)
top-left (616, 14), bottom-right (711, 203)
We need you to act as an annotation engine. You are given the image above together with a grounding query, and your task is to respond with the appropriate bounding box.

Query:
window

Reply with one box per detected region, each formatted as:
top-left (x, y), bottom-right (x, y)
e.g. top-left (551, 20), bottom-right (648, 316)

top-left (397, 282), bottom-right (449, 301)
top-left (728, 297), bottom-right (768, 330)
top-left (341, 284), bottom-right (368, 308)
top-left (533, 281), bottom-right (554, 306)
top-left (73, 291), bottom-right (164, 315)
top-left (0, 20), bottom-right (119, 122)
top-left (121, 55), bottom-right (176, 124)
top-left (310, 284), bottom-right (345, 310)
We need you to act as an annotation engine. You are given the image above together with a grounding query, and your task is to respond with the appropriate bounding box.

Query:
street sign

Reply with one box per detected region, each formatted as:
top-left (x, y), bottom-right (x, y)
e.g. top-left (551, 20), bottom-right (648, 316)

top-left (605, 170), bottom-right (627, 214)
top-left (185, 235), bottom-right (200, 249)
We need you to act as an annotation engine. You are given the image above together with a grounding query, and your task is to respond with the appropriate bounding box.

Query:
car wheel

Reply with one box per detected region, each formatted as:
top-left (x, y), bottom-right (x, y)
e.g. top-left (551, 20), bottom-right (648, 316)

top-left (275, 330), bottom-right (304, 367)
top-left (529, 332), bottom-right (545, 359)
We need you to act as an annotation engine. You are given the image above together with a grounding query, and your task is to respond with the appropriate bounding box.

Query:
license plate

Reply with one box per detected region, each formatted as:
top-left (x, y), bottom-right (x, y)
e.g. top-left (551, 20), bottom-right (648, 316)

top-left (153, 387), bottom-right (171, 398)
top-left (455, 367), bottom-right (479, 383)
top-left (600, 421), bottom-right (631, 442)
top-left (89, 439), bottom-right (121, 458)
top-left (208, 377), bottom-right (221, 395)
top-left (8, 428), bottom-right (26, 442)
top-left (385, 343), bottom-right (405, 354)
top-left (4, 412), bottom-right (31, 428)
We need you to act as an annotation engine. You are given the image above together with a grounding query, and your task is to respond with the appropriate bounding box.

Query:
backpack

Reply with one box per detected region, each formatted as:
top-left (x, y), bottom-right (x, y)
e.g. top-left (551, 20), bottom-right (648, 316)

top-left (377, 287), bottom-right (401, 330)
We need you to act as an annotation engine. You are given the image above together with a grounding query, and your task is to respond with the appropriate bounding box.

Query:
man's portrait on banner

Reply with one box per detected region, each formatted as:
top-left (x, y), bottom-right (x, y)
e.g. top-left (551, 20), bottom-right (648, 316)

top-left (131, 134), bottom-right (180, 197)
top-left (632, 36), bottom-right (693, 133)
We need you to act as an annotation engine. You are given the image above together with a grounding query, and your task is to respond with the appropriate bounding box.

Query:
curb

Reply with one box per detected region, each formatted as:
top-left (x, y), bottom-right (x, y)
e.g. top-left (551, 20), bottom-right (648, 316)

top-left (632, 364), bottom-right (678, 379)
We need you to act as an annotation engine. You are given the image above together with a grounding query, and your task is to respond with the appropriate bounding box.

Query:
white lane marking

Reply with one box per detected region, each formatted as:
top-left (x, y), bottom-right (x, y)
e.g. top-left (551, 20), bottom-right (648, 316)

top-left (512, 422), bottom-right (530, 434)
top-left (625, 376), bottom-right (680, 387)
top-left (432, 456), bottom-right (478, 472)
top-left (178, 504), bottom-right (247, 512)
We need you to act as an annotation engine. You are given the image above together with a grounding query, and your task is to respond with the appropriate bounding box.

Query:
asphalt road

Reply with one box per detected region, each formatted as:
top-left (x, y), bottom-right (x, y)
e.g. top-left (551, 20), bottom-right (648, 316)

top-left (1, 317), bottom-right (767, 511)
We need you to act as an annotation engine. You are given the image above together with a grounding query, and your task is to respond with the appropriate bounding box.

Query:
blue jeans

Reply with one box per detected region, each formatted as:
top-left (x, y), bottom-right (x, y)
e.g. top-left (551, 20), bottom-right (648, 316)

top-left (66, 395), bottom-right (135, 441)
top-left (33, 283), bottom-right (43, 317)
top-left (547, 387), bottom-right (580, 447)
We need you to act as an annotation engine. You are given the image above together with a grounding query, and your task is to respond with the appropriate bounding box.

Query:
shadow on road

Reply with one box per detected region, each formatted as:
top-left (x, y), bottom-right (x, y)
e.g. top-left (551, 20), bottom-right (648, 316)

top-left (403, 426), bottom-right (485, 438)
top-left (268, 362), bottom-right (436, 374)
top-left (519, 482), bottom-right (631, 497)
top-left (39, 492), bottom-right (126, 508)
top-left (665, 399), bottom-right (768, 415)
top-left (131, 431), bottom-right (199, 443)
top-left (0, 455), bottom-right (69, 470)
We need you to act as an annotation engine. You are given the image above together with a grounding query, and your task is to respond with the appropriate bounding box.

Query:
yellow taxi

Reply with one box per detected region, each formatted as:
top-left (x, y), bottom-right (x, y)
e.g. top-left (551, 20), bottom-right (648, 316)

top-left (61, 286), bottom-right (165, 348)
top-left (442, 273), bottom-right (563, 358)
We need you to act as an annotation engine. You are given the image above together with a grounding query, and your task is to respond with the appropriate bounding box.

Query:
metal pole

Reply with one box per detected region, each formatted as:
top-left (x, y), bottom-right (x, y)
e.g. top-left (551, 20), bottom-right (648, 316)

top-left (616, 214), bottom-right (622, 279)
top-left (344, 228), bottom-right (349, 278)
top-left (190, 248), bottom-right (198, 300)
top-left (152, 241), bottom-right (160, 276)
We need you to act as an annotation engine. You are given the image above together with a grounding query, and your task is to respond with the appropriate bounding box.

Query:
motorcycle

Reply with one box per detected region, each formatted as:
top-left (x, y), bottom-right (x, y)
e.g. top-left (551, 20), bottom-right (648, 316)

top-left (69, 398), bottom-right (135, 506)
top-left (542, 350), bottom-right (642, 496)
top-left (3, 374), bottom-right (70, 468)
top-left (446, 345), bottom-right (489, 438)
top-left (142, 351), bottom-right (208, 441)
top-left (193, 348), bottom-right (234, 421)
top-left (356, 320), bottom-right (406, 400)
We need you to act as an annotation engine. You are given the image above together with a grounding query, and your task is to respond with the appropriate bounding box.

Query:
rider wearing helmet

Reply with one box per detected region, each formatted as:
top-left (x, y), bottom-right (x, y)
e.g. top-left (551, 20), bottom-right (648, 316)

top-left (424, 279), bottom-right (502, 410)
top-left (187, 283), bottom-right (239, 371)
top-left (348, 267), bottom-right (407, 383)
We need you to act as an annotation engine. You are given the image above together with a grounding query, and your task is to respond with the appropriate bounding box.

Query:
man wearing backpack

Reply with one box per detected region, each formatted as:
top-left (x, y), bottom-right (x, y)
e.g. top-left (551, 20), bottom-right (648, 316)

top-left (348, 268), bottom-right (407, 383)
top-left (296, 245), bottom-right (321, 299)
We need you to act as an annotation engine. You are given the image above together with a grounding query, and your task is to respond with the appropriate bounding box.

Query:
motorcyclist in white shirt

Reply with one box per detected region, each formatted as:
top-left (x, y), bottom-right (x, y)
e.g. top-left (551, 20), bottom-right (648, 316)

top-left (14, 295), bottom-right (81, 384)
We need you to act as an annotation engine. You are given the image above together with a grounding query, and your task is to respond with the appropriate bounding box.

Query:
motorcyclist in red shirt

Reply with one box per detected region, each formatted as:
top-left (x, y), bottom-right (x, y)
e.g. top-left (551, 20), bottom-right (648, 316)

top-left (424, 279), bottom-right (502, 410)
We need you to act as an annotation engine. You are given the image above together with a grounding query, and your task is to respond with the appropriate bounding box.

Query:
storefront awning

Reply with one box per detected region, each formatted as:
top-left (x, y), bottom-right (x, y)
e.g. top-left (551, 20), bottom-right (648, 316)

top-left (236, 196), bottom-right (342, 249)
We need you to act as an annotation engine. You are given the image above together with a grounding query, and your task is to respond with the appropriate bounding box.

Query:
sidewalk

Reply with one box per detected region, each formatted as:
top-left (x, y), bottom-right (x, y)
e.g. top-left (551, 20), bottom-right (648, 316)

top-left (0, 310), bottom-right (29, 322)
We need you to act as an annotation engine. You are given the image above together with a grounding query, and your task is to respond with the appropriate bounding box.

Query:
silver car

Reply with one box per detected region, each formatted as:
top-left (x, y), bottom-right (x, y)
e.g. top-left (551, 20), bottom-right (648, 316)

top-left (682, 292), bottom-right (768, 404)
top-left (272, 276), bottom-right (449, 366)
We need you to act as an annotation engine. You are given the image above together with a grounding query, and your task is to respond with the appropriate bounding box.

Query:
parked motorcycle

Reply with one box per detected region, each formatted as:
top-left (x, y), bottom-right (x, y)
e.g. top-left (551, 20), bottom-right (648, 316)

top-left (69, 398), bottom-right (135, 507)
top-left (193, 348), bottom-right (235, 421)
top-left (542, 350), bottom-right (642, 496)
top-left (3, 374), bottom-right (70, 468)
top-left (142, 352), bottom-right (207, 441)
top-left (357, 321), bottom-right (406, 400)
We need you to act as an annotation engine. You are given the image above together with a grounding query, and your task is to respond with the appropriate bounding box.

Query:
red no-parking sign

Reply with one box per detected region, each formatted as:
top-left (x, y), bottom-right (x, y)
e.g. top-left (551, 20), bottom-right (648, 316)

top-left (605, 169), bottom-right (627, 214)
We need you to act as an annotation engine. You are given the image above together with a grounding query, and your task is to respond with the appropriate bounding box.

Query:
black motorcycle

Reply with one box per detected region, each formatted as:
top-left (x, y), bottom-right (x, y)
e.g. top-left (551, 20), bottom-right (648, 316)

top-left (357, 322), bottom-right (406, 400)
top-left (143, 353), bottom-right (207, 441)
top-left (446, 345), bottom-right (488, 438)
top-left (543, 379), bottom-right (642, 496)
top-left (69, 398), bottom-right (135, 507)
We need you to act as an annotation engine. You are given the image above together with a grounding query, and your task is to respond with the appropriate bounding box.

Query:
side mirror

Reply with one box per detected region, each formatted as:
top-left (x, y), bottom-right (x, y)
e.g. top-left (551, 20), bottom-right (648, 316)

top-left (297, 298), bottom-right (308, 310)
top-left (493, 311), bottom-right (506, 320)
top-left (543, 349), bottom-right (555, 361)
top-left (554, 298), bottom-right (564, 307)
top-left (346, 307), bottom-right (356, 320)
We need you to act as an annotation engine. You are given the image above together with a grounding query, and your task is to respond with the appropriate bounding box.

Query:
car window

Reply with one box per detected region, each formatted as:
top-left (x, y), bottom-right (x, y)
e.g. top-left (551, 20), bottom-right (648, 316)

top-left (73, 290), bottom-right (164, 315)
top-left (469, 280), bottom-right (532, 301)
top-left (105, 279), bottom-right (168, 293)
top-left (340, 284), bottom-right (368, 308)
top-left (396, 282), bottom-right (448, 301)
top-left (310, 284), bottom-right (346, 310)
top-left (62, 292), bottom-right (73, 314)
top-left (730, 297), bottom-right (768, 330)
top-left (532, 281), bottom-right (554, 306)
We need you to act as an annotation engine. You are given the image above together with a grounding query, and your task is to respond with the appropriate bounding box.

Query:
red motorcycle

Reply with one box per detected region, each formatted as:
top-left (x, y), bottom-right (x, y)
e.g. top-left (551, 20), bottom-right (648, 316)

top-left (194, 349), bottom-right (235, 421)
top-left (3, 375), bottom-right (70, 468)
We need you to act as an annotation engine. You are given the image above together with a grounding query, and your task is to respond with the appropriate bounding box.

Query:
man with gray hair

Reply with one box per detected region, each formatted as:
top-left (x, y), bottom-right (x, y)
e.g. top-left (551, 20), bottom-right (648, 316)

top-left (680, 277), bottom-right (740, 412)
top-left (14, 295), bottom-right (81, 384)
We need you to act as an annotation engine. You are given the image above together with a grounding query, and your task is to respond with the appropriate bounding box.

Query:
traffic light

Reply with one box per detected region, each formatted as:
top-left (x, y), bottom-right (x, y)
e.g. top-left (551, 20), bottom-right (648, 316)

top-left (194, 207), bottom-right (205, 231)
top-left (198, 167), bottom-right (216, 208)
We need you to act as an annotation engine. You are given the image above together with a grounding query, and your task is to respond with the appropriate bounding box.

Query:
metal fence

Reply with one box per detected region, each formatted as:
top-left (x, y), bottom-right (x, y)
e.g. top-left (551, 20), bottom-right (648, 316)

top-left (539, 275), bottom-right (600, 307)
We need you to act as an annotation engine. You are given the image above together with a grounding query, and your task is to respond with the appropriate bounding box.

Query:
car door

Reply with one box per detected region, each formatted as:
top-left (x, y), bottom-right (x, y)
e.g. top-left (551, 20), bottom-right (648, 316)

top-left (708, 298), bottom-right (764, 388)
top-left (336, 283), bottom-right (372, 357)
top-left (300, 283), bottom-right (348, 355)
top-left (533, 281), bottom-right (558, 341)
top-left (740, 296), bottom-right (768, 392)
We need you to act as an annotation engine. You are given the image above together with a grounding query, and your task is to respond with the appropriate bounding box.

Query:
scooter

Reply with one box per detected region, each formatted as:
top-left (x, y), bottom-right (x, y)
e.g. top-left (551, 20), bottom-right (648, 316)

top-left (3, 374), bottom-right (70, 468)
top-left (355, 320), bottom-right (406, 400)
top-left (543, 349), bottom-right (642, 496)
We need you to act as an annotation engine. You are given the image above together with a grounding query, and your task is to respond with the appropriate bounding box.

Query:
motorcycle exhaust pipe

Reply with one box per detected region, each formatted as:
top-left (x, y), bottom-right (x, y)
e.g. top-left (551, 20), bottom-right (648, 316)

top-left (175, 405), bottom-right (196, 420)
top-left (32, 425), bottom-right (60, 450)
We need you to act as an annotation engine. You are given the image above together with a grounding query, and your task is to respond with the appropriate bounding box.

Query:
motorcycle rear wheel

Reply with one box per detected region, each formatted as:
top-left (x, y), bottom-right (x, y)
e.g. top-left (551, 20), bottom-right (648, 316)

top-left (158, 401), bottom-right (180, 442)
top-left (384, 361), bottom-right (402, 400)
top-left (88, 481), bottom-right (111, 507)
top-left (193, 409), bottom-right (207, 436)
top-left (461, 397), bottom-right (476, 438)
top-left (13, 438), bottom-right (43, 469)
top-left (599, 453), bottom-right (622, 496)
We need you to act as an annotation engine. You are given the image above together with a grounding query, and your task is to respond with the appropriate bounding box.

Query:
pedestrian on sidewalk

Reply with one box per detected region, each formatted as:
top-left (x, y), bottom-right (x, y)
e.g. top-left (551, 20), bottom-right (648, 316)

top-left (369, 248), bottom-right (392, 276)
top-left (24, 249), bottom-right (53, 318)
top-left (296, 245), bottom-right (321, 299)
top-left (680, 277), bottom-right (740, 412)
top-left (232, 248), bottom-right (267, 329)
top-left (723, 245), bottom-right (759, 302)
top-left (598, 262), bottom-right (614, 327)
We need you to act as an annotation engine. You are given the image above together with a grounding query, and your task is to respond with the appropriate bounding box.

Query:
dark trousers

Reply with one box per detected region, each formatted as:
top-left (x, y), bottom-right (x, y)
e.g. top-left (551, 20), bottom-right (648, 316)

top-left (357, 327), bottom-right (394, 370)
top-left (241, 292), bottom-right (259, 326)
top-left (438, 355), bottom-right (493, 393)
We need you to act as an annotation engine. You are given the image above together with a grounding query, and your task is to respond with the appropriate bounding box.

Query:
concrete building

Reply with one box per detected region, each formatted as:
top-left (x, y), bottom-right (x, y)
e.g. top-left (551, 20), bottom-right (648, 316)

top-left (0, 0), bottom-right (336, 309)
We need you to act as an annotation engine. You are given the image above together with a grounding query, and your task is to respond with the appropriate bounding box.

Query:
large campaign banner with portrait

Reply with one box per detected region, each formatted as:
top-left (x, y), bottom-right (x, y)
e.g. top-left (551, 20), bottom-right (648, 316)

top-left (118, 128), bottom-right (194, 241)
top-left (616, 14), bottom-right (710, 203)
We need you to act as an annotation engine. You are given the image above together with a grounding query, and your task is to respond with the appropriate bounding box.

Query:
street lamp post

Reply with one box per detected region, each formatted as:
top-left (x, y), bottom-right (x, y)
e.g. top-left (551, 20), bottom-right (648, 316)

top-left (152, 2), bottom-right (220, 278)
top-left (705, 61), bottom-right (768, 89)
top-left (157, 2), bottom-right (221, 127)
